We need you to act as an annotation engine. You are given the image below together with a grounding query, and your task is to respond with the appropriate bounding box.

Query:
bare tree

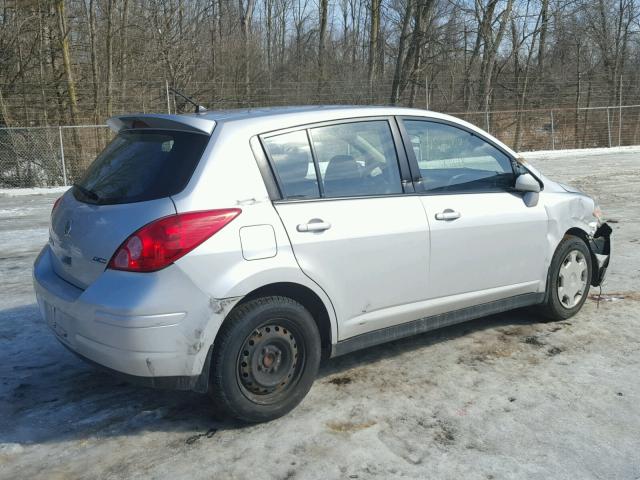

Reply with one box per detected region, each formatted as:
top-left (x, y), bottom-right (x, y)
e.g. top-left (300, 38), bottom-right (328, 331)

top-left (318, 0), bottom-right (329, 88)
top-left (368, 0), bottom-right (381, 91)
top-left (390, 0), bottom-right (414, 104)
top-left (1, 0), bottom-right (639, 153)
top-left (240, 0), bottom-right (257, 99)
top-left (54, 0), bottom-right (79, 125)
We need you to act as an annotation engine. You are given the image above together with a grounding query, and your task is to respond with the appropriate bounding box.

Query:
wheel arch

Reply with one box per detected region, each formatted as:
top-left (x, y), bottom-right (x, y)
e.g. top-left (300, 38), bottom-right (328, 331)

top-left (565, 226), bottom-right (590, 244)
top-left (223, 282), bottom-right (335, 359)
top-left (564, 227), bottom-right (599, 285)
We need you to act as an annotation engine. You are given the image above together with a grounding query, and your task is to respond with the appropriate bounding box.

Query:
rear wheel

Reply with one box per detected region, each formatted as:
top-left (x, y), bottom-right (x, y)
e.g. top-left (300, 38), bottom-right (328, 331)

top-left (541, 235), bottom-right (592, 320)
top-left (209, 296), bottom-right (321, 422)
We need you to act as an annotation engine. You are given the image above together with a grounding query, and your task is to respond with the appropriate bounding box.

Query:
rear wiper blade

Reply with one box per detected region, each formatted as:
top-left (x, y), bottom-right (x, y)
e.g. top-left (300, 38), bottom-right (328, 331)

top-left (73, 183), bottom-right (100, 202)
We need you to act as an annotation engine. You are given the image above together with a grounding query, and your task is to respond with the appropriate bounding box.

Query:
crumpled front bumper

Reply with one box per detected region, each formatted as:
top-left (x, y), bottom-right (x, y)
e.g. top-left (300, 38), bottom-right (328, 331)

top-left (589, 223), bottom-right (612, 286)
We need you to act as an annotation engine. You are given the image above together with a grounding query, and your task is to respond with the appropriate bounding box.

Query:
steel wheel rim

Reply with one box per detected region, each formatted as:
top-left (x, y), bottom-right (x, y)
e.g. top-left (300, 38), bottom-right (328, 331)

top-left (236, 322), bottom-right (305, 405)
top-left (557, 249), bottom-right (588, 309)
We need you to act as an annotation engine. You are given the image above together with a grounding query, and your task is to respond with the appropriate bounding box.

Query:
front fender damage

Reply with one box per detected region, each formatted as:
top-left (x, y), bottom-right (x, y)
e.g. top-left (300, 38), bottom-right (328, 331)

top-left (543, 193), bottom-right (612, 288)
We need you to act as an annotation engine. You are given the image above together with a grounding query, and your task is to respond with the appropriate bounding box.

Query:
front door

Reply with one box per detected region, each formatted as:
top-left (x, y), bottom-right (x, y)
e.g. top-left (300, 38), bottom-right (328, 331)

top-left (399, 118), bottom-right (548, 306)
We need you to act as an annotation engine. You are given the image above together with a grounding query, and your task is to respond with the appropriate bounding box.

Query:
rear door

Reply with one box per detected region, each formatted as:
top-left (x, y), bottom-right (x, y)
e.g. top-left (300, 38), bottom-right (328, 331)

top-left (262, 118), bottom-right (430, 340)
top-left (50, 128), bottom-right (210, 289)
top-left (398, 117), bottom-right (548, 303)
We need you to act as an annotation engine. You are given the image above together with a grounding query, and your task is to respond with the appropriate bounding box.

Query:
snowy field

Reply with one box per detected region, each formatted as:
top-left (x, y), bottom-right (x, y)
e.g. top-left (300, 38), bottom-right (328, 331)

top-left (1, 151), bottom-right (639, 479)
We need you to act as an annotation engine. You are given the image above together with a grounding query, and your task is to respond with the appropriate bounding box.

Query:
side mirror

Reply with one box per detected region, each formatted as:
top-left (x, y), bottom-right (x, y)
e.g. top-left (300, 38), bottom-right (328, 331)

top-left (515, 173), bottom-right (541, 193)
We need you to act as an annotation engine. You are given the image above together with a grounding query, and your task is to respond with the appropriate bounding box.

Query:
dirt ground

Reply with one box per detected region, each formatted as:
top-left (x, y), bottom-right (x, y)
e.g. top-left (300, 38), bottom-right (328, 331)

top-left (0, 151), bottom-right (639, 480)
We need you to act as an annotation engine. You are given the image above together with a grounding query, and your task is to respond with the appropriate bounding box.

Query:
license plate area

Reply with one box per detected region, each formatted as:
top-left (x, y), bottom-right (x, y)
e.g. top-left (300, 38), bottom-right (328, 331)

top-left (45, 302), bottom-right (69, 341)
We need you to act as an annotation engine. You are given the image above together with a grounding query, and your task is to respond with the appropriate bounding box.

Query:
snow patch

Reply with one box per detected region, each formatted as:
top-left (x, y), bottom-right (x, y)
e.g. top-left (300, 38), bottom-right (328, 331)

top-left (0, 443), bottom-right (24, 455)
top-left (520, 145), bottom-right (640, 159)
top-left (0, 186), bottom-right (69, 197)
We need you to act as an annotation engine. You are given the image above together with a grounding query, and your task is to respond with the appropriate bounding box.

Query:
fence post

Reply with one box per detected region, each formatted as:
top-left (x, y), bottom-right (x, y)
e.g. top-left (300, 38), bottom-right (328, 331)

top-left (484, 95), bottom-right (490, 133)
top-left (550, 110), bottom-right (555, 150)
top-left (58, 126), bottom-right (68, 186)
top-left (606, 107), bottom-right (612, 148)
top-left (165, 80), bottom-right (171, 114)
top-left (619, 75), bottom-right (623, 146)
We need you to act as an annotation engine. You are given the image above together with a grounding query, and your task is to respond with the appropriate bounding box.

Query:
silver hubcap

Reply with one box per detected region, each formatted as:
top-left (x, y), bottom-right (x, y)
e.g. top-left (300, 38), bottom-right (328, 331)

top-left (557, 249), bottom-right (588, 308)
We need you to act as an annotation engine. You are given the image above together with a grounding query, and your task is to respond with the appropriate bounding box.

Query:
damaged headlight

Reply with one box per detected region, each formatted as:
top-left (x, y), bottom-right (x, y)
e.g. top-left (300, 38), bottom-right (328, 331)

top-left (593, 205), bottom-right (604, 226)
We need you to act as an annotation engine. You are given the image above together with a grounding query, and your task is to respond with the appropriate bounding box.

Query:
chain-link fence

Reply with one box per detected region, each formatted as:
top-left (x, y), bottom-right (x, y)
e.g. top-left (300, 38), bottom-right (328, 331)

top-left (455, 104), bottom-right (640, 151)
top-left (0, 125), bottom-right (111, 188)
top-left (1, 105), bottom-right (639, 188)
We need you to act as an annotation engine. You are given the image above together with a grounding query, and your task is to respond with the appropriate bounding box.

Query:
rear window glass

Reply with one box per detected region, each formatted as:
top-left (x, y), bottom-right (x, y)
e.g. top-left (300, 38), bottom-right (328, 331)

top-left (74, 129), bottom-right (209, 204)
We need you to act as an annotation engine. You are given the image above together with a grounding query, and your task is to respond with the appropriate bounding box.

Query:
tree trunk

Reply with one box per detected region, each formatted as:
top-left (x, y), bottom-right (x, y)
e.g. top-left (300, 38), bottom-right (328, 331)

top-left (83, 0), bottom-right (100, 125)
top-left (239, 0), bottom-right (256, 100)
top-left (106, 0), bottom-right (114, 117)
top-left (390, 0), bottom-right (413, 104)
top-left (318, 0), bottom-right (329, 91)
top-left (119, 0), bottom-right (129, 106)
top-left (537, 0), bottom-right (549, 70)
top-left (37, 0), bottom-right (49, 125)
top-left (54, 0), bottom-right (82, 176)
top-left (47, 17), bottom-right (66, 124)
top-left (55, 0), bottom-right (79, 125)
top-left (478, 0), bottom-right (514, 112)
top-left (266, 0), bottom-right (273, 89)
top-left (367, 0), bottom-right (380, 92)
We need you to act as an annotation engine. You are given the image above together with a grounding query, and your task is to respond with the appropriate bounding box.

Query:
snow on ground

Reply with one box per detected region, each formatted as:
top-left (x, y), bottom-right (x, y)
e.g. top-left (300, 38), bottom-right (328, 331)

top-left (0, 152), bottom-right (639, 479)
top-left (0, 186), bottom-right (69, 197)
top-left (521, 145), bottom-right (640, 159)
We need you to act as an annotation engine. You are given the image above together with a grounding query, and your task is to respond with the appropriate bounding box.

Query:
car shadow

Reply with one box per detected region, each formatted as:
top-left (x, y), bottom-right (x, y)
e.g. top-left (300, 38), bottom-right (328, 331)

top-left (0, 302), bottom-right (543, 445)
top-left (318, 307), bottom-right (543, 379)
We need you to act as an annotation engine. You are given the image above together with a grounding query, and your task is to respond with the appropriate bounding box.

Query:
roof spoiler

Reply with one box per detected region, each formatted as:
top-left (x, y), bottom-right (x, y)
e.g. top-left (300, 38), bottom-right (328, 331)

top-left (107, 113), bottom-right (216, 135)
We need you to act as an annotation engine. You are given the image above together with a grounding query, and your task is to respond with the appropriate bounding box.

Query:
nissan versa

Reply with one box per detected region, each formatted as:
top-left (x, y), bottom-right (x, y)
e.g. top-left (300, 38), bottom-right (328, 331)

top-left (33, 106), bottom-right (612, 422)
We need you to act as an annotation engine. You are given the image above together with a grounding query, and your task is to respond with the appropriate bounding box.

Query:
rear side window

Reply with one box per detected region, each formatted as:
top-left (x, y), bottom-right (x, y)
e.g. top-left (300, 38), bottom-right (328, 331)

top-left (262, 120), bottom-right (403, 199)
top-left (262, 130), bottom-right (320, 199)
top-left (309, 121), bottom-right (402, 197)
top-left (74, 129), bottom-right (209, 205)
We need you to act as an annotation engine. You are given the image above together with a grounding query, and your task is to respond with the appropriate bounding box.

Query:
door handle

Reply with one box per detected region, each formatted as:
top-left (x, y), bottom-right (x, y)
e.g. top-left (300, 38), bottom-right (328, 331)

top-left (435, 209), bottom-right (461, 221)
top-left (296, 220), bottom-right (332, 232)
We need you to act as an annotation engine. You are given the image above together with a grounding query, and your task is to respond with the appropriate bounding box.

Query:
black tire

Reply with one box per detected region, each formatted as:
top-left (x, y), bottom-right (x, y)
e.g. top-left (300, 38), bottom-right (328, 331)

top-left (541, 235), bottom-right (592, 321)
top-left (209, 296), bottom-right (321, 422)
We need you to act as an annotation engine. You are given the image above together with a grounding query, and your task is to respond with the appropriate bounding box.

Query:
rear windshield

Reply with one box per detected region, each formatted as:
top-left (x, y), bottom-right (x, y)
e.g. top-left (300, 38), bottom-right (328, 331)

top-left (74, 129), bottom-right (209, 205)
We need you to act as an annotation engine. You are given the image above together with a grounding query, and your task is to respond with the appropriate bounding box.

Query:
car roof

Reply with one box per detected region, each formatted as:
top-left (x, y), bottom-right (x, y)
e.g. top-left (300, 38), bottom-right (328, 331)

top-left (108, 105), bottom-right (518, 157)
top-left (189, 105), bottom-right (443, 124)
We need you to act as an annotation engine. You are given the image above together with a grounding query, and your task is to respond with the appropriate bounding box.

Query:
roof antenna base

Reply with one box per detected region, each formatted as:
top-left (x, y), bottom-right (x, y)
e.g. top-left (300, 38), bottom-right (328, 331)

top-left (168, 87), bottom-right (208, 114)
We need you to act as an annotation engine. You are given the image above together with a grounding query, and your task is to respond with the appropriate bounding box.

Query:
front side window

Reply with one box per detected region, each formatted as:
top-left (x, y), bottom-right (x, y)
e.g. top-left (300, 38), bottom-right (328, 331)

top-left (404, 120), bottom-right (514, 193)
top-left (309, 121), bottom-right (403, 197)
top-left (262, 130), bottom-right (320, 199)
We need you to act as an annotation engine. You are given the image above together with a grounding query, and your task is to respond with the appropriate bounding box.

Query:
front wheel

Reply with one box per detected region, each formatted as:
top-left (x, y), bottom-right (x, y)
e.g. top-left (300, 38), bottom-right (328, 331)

top-left (541, 235), bottom-right (592, 321)
top-left (209, 296), bottom-right (321, 422)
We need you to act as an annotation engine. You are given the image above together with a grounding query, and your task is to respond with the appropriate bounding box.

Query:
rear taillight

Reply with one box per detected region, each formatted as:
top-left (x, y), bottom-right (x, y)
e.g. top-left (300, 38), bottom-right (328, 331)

top-left (108, 209), bottom-right (241, 272)
top-left (51, 196), bottom-right (63, 217)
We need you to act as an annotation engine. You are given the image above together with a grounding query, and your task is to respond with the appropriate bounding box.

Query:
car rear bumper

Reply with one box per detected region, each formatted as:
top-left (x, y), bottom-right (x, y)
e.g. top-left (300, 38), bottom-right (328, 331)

top-left (33, 245), bottom-right (235, 391)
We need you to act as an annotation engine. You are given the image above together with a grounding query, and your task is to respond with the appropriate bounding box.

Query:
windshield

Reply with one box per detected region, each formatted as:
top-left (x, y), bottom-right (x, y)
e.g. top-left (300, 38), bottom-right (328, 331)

top-left (74, 129), bottom-right (209, 205)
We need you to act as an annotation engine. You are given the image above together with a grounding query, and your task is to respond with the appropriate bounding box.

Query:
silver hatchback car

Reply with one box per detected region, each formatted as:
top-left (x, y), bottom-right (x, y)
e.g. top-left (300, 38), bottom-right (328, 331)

top-left (34, 106), bottom-right (611, 422)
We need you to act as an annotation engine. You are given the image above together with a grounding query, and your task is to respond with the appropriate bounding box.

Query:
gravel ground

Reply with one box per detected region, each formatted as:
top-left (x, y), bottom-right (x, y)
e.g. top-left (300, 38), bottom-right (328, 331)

top-left (0, 151), bottom-right (639, 480)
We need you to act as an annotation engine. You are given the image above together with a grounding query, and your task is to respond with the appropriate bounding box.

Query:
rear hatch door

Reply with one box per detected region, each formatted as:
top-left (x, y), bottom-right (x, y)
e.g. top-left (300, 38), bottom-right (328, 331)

top-left (49, 123), bottom-right (212, 289)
